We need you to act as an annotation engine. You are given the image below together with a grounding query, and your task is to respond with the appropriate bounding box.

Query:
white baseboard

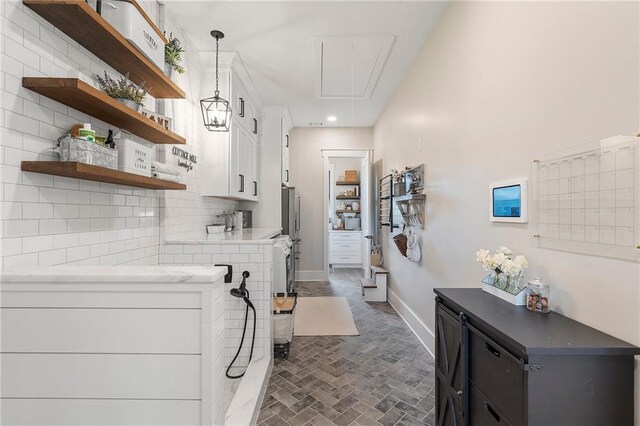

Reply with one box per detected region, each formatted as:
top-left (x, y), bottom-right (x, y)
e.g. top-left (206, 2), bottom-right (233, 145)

top-left (388, 288), bottom-right (435, 358)
top-left (296, 270), bottom-right (326, 282)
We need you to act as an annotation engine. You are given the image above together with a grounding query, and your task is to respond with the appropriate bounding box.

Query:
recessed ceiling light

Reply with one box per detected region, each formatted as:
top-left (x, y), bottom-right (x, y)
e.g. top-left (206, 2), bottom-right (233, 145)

top-left (327, 116), bottom-right (337, 122)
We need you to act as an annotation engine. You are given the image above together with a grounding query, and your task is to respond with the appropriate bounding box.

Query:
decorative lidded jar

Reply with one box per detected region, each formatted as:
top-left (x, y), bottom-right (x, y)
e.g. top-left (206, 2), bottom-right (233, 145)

top-left (526, 277), bottom-right (550, 313)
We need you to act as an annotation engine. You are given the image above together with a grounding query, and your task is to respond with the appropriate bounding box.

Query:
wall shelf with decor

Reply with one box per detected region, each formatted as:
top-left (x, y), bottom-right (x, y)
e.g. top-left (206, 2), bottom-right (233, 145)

top-left (336, 181), bottom-right (360, 186)
top-left (22, 78), bottom-right (186, 145)
top-left (336, 195), bottom-right (360, 200)
top-left (21, 162), bottom-right (187, 190)
top-left (23, 0), bottom-right (185, 99)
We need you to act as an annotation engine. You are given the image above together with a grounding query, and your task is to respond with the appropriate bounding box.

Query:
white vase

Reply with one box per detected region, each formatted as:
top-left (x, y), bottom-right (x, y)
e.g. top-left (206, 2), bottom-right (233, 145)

top-left (352, 201), bottom-right (360, 211)
top-left (116, 98), bottom-right (143, 113)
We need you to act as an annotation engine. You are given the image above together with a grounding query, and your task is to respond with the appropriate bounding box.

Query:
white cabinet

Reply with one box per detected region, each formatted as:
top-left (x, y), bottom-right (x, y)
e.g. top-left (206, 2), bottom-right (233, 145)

top-left (329, 231), bottom-right (362, 267)
top-left (202, 58), bottom-right (261, 201)
top-left (0, 267), bottom-right (226, 426)
top-left (250, 107), bottom-right (293, 228)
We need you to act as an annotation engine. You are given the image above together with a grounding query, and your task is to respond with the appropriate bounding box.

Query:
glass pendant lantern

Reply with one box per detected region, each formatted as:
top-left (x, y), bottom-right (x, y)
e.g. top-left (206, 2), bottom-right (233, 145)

top-left (200, 30), bottom-right (231, 132)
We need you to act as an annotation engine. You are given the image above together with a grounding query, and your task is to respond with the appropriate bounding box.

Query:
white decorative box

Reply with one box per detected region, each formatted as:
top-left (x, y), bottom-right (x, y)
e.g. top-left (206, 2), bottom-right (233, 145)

top-left (114, 132), bottom-right (151, 176)
top-left (481, 282), bottom-right (527, 306)
top-left (99, 1), bottom-right (164, 69)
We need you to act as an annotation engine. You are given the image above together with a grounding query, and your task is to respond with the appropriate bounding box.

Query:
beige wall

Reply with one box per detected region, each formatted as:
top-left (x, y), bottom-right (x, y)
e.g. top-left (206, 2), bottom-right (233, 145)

top-left (289, 128), bottom-right (373, 278)
top-left (373, 0), bottom-right (640, 416)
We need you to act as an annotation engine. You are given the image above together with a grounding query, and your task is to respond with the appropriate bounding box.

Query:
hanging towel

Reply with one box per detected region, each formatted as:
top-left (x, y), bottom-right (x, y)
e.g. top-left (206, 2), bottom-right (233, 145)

top-left (150, 161), bottom-right (181, 176)
top-left (152, 171), bottom-right (182, 183)
top-left (406, 230), bottom-right (421, 263)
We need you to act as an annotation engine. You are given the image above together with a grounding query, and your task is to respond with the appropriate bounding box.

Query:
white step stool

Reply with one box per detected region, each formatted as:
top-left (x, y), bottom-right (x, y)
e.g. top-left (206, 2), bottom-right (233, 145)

top-left (360, 266), bottom-right (388, 302)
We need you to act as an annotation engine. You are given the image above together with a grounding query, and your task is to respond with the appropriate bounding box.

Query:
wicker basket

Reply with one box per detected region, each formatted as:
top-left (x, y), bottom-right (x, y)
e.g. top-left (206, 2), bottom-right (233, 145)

top-left (393, 233), bottom-right (408, 257)
top-left (345, 170), bottom-right (358, 182)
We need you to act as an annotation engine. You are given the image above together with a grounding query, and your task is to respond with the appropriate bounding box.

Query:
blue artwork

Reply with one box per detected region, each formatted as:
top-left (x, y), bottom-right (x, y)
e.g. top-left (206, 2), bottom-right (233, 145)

top-left (493, 185), bottom-right (521, 217)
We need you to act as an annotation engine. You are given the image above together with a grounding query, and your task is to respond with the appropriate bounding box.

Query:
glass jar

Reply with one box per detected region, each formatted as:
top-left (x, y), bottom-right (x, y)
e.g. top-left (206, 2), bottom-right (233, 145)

top-left (526, 278), bottom-right (550, 313)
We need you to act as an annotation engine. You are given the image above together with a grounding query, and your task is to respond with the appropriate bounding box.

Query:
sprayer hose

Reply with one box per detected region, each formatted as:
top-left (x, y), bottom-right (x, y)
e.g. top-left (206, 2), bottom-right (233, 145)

top-left (226, 289), bottom-right (256, 379)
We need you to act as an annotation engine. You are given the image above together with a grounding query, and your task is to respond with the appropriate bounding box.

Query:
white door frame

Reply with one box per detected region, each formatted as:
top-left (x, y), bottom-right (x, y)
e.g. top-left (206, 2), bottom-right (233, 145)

top-left (322, 149), bottom-right (373, 280)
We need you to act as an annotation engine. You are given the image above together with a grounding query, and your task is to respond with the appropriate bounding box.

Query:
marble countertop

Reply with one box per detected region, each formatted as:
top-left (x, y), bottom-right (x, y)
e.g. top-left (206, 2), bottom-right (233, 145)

top-left (0, 265), bottom-right (227, 283)
top-left (164, 227), bottom-right (282, 245)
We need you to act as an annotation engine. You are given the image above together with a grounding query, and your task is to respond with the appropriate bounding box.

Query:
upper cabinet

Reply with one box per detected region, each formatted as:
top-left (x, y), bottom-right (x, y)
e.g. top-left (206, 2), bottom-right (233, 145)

top-left (202, 55), bottom-right (261, 201)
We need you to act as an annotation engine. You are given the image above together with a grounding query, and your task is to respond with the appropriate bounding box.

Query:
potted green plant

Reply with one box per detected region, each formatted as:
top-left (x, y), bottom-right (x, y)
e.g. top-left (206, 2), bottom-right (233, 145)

top-left (164, 33), bottom-right (185, 76)
top-left (96, 72), bottom-right (148, 112)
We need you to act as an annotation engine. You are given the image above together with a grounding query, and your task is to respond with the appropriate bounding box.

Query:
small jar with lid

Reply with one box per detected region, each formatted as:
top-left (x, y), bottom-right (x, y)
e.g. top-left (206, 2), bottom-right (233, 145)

top-left (527, 278), bottom-right (550, 313)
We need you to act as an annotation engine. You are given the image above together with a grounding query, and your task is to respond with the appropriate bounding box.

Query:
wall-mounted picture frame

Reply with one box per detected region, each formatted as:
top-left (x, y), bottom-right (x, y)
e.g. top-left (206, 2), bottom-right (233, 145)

top-left (490, 178), bottom-right (528, 223)
top-left (141, 108), bottom-right (173, 131)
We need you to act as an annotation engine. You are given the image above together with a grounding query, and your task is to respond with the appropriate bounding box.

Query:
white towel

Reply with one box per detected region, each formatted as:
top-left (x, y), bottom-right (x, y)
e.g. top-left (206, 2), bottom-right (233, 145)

top-left (406, 230), bottom-right (421, 263)
top-left (150, 161), bottom-right (181, 176)
top-left (152, 171), bottom-right (182, 183)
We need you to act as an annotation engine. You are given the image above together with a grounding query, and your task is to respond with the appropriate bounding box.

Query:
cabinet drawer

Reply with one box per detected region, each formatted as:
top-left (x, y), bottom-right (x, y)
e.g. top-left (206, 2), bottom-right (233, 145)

top-left (469, 385), bottom-right (514, 426)
top-left (329, 232), bottom-right (361, 241)
top-left (469, 327), bottom-right (524, 424)
top-left (329, 253), bottom-right (361, 264)
top-left (329, 240), bottom-right (361, 252)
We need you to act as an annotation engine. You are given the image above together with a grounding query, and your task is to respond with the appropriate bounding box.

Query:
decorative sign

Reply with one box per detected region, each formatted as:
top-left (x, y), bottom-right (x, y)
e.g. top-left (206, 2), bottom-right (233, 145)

top-left (142, 108), bottom-right (172, 131)
top-left (172, 146), bottom-right (197, 172)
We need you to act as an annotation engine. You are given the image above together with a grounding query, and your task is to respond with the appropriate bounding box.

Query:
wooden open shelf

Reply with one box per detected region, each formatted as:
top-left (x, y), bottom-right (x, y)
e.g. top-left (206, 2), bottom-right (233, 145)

top-left (336, 196), bottom-right (360, 200)
top-left (23, 78), bottom-right (185, 145)
top-left (23, 0), bottom-right (184, 99)
top-left (336, 210), bottom-right (360, 214)
top-left (336, 181), bottom-right (360, 186)
top-left (21, 161), bottom-right (186, 190)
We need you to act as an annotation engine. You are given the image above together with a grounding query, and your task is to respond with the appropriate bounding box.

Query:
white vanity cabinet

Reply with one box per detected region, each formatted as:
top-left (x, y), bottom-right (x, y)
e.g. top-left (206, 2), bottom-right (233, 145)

top-left (0, 266), bottom-right (227, 426)
top-left (329, 231), bottom-right (363, 266)
top-left (202, 54), bottom-right (261, 201)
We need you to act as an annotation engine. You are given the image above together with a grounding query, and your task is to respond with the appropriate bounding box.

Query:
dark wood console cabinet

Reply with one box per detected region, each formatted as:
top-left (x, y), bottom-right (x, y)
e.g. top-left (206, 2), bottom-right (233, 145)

top-left (434, 288), bottom-right (640, 426)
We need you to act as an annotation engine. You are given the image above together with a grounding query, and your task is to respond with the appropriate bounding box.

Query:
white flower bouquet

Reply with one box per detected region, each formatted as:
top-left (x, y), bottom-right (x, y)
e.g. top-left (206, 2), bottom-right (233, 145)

top-left (476, 246), bottom-right (528, 292)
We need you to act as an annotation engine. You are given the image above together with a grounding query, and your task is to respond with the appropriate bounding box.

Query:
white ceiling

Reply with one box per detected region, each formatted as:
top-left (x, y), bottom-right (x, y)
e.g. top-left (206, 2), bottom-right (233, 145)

top-left (163, 1), bottom-right (448, 127)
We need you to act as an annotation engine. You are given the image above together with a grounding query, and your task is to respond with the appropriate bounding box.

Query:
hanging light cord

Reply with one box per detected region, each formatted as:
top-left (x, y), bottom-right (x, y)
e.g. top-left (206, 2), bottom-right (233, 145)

top-left (215, 35), bottom-right (220, 95)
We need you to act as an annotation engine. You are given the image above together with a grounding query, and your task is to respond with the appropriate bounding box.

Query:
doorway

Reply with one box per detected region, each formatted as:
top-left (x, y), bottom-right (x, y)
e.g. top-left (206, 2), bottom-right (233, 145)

top-left (322, 149), bottom-right (373, 280)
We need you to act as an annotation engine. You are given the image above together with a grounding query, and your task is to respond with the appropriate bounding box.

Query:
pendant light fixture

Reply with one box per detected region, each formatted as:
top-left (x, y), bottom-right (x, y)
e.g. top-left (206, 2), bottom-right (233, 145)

top-left (200, 30), bottom-right (231, 132)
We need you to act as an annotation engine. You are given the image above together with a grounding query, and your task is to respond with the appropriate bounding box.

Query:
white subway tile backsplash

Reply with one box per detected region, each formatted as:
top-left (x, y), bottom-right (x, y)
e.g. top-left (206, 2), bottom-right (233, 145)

top-left (3, 252), bottom-right (37, 268)
top-left (0, 237), bottom-right (22, 256)
top-left (4, 219), bottom-right (38, 237)
top-left (38, 248), bottom-right (66, 266)
top-left (22, 202), bottom-right (52, 219)
top-left (53, 232), bottom-right (78, 249)
top-left (23, 234), bottom-right (53, 253)
top-left (53, 203), bottom-right (78, 219)
top-left (68, 190), bottom-right (91, 204)
top-left (4, 37), bottom-right (39, 70)
top-left (38, 187), bottom-right (67, 203)
top-left (36, 217), bottom-right (66, 235)
top-left (4, 110), bottom-right (40, 137)
top-left (0, 1), bottom-right (236, 271)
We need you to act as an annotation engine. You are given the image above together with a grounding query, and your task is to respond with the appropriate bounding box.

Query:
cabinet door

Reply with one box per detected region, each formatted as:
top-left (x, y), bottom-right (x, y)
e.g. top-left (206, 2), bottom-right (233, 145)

top-left (282, 150), bottom-right (290, 185)
top-left (251, 140), bottom-right (259, 199)
top-left (229, 121), bottom-right (242, 198)
top-left (435, 301), bottom-right (468, 426)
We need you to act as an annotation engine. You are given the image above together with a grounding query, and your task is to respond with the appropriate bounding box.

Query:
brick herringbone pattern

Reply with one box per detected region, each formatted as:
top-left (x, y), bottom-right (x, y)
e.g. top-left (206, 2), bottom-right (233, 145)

top-left (258, 269), bottom-right (435, 426)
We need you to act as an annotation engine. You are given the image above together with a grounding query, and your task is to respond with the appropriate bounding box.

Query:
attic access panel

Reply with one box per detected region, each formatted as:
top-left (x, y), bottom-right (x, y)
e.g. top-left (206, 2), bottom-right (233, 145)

top-left (314, 36), bottom-right (394, 99)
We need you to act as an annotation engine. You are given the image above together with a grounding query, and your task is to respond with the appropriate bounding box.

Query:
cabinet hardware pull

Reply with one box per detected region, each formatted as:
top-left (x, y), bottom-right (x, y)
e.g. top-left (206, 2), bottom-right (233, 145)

top-left (239, 98), bottom-right (245, 117)
top-left (485, 342), bottom-right (501, 358)
top-left (239, 174), bottom-right (244, 192)
top-left (253, 181), bottom-right (257, 196)
top-left (485, 402), bottom-right (501, 422)
top-left (456, 390), bottom-right (464, 416)
top-left (286, 134), bottom-right (289, 148)
top-left (286, 170), bottom-right (289, 182)
top-left (253, 118), bottom-right (258, 134)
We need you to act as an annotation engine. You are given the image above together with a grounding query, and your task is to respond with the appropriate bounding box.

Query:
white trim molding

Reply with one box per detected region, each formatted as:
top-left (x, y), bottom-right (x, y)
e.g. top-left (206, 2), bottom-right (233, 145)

top-left (387, 288), bottom-right (435, 358)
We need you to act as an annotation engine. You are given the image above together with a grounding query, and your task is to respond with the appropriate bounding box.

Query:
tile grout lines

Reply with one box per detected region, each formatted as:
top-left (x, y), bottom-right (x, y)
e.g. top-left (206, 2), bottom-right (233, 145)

top-left (256, 269), bottom-right (435, 426)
